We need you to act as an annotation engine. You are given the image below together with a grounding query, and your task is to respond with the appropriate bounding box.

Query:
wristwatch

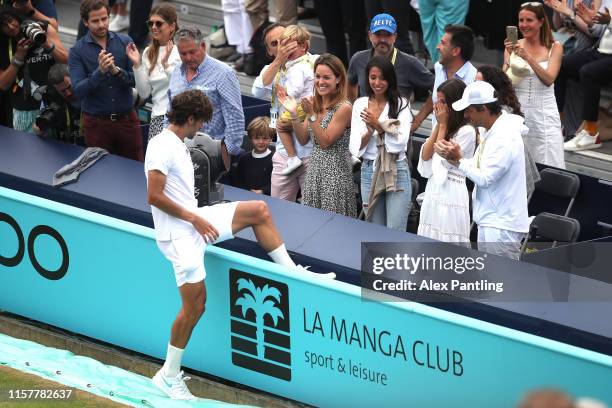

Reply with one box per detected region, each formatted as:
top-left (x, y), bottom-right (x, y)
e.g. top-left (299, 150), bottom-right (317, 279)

top-left (308, 113), bottom-right (316, 123)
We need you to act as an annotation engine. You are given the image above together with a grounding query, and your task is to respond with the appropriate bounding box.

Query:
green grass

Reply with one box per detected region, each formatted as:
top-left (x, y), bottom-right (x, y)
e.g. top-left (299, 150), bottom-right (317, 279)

top-left (0, 365), bottom-right (127, 407)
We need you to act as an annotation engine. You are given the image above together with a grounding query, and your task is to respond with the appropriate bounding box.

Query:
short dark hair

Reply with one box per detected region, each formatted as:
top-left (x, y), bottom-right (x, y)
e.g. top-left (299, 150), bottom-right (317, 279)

top-left (166, 90), bottom-right (213, 126)
top-left (473, 98), bottom-right (502, 116)
top-left (48, 63), bottom-right (69, 86)
top-left (80, 0), bottom-right (110, 22)
top-left (445, 24), bottom-right (475, 62)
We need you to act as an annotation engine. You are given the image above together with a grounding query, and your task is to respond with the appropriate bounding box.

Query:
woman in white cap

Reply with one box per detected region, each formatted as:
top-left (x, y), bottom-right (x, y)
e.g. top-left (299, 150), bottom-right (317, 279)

top-left (503, 2), bottom-right (565, 169)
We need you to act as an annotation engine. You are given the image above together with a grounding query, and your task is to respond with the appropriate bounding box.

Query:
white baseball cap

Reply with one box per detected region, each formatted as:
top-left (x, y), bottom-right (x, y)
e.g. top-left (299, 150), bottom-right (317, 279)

top-left (451, 81), bottom-right (498, 111)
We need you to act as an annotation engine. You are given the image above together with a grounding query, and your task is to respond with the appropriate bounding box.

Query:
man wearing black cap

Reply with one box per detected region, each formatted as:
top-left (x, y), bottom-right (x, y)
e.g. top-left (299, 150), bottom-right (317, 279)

top-left (347, 13), bottom-right (433, 102)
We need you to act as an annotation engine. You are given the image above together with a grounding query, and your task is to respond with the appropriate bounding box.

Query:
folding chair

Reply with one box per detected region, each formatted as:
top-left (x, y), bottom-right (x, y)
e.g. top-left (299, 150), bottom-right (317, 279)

top-left (533, 167), bottom-right (581, 216)
top-left (520, 212), bottom-right (581, 257)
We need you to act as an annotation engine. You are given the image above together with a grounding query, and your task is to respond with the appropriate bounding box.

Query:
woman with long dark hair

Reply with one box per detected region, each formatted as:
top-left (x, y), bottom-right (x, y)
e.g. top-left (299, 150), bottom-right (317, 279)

top-left (126, 4), bottom-right (180, 139)
top-left (349, 56), bottom-right (412, 231)
top-left (280, 53), bottom-right (356, 217)
top-left (417, 78), bottom-right (475, 243)
top-left (477, 65), bottom-right (540, 198)
top-left (503, 2), bottom-right (565, 168)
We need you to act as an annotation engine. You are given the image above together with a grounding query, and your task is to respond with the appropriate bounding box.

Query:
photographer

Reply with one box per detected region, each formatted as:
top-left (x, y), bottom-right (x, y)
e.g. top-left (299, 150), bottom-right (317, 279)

top-left (5, 0), bottom-right (58, 30)
top-left (32, 63), bottom-right (83, 145)
top-left (0, 5), bottom-right (67, 132)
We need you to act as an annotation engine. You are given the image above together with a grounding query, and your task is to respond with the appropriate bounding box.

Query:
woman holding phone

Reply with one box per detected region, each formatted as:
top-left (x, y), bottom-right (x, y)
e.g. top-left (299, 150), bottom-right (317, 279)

top-left (503, 2), bottom-right (565, 169)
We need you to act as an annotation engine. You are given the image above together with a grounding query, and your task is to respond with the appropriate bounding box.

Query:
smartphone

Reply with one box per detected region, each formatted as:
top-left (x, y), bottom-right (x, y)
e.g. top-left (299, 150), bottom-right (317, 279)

top-left (506, 26), bottom-right (518, 45)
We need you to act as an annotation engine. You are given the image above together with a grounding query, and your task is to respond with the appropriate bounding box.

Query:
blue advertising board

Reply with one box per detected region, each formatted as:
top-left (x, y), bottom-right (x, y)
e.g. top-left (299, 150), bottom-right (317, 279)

top-left (1, 187), bottom-right (612, 407)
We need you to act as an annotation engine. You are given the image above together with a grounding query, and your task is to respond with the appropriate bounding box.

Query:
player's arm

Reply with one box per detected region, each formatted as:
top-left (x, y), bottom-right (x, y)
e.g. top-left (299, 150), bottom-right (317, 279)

top-left (147, 170), bottom-right (219, 240)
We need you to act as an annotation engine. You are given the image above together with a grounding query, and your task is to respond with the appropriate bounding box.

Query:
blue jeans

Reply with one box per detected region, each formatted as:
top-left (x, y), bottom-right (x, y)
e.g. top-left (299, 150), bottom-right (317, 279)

top-left (361, 158), bottom-right (412, 231)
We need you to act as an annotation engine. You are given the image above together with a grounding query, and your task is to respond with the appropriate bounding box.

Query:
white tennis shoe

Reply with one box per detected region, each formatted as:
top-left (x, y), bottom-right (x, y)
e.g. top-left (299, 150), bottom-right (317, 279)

top-left (152, 369), bottom-right (197, 401)
top-left (296, 264), bottom-right (336, 280)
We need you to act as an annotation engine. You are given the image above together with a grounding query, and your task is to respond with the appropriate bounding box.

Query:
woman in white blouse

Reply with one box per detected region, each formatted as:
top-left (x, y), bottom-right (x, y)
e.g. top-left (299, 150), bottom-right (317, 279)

top-left (349, 57), bottom-right (412, 231)
top-left (417, 78), bottom-right (476, 243)
top-left (126, 4), bottom-right (181, 139)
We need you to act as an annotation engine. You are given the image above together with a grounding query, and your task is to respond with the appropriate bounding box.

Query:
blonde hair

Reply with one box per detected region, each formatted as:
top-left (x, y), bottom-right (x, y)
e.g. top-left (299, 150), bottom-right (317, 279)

top-left (247, 117), bottom-right (275, 139)
top-left (280, 24), bottom-right (311, 49)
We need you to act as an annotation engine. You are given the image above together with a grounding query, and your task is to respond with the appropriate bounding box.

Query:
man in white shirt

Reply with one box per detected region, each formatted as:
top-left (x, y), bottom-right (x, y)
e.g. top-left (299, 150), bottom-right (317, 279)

top-left (412, 24), bottom-right (477, 132)
top-left (435, 81), bottom-right (529, 260)
top-left (145, 90), bottom-right (333, 400)
top-left (251, 23), bottom-right (314, 202)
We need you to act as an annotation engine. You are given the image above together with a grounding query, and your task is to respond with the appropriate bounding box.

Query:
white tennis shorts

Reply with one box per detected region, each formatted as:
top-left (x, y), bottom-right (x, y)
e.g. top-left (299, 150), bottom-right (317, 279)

top-left (157, 201), bottom-right (239, 286)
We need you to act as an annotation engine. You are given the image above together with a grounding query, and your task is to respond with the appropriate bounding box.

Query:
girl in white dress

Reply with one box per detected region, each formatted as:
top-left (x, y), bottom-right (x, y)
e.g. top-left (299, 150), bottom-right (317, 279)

top-left (503, 2), bottom-right (565, 169)
top-left (417, 78), bottom-right (476, 243)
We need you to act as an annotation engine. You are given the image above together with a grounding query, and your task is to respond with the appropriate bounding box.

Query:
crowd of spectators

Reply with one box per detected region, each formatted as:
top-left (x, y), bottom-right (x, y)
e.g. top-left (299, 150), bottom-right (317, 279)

top-left (1, 0), bottom-right (612, 257)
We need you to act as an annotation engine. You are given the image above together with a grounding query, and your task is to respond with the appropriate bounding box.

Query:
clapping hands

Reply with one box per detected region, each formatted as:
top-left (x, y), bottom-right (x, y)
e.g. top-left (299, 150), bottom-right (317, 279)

top-left (276, 85), bottom-right (298, 116)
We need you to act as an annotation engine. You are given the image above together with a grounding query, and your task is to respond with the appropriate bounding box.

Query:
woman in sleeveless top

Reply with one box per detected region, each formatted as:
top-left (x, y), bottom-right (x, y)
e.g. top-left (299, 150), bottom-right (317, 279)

top-left (503, 2), bottom-right (565, 169)
top-left (477, 65), bottom-right (541, 198)
top-left (279, 53), bottom-right (356, 217)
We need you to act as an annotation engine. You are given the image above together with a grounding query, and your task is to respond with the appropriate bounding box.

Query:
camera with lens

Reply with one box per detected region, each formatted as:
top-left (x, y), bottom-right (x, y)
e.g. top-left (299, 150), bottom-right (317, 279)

top-left (36, 102), bottom-right (63, 132)
top-left (20, 19), bottom-right (48, 46)
top-left (33, 86), bottom-right (63, 132)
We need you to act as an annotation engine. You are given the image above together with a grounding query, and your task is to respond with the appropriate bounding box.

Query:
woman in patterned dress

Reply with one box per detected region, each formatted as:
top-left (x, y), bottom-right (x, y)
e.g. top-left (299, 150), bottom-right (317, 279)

top-left (278, 53), bottom-right (356, 217)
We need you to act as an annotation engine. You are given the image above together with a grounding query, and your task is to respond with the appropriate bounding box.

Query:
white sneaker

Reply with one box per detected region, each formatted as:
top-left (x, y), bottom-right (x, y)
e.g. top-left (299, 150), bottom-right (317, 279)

top-left (152, 369), bottom-right (197, 401)
top-left (564, 130), bottom-right (601, 151)
top-left (109, 14), bottom-right (129, 32)
top-left (296, 264), bottom-right (336, 280)
top-left (280, 156), bottom-right (303, 175)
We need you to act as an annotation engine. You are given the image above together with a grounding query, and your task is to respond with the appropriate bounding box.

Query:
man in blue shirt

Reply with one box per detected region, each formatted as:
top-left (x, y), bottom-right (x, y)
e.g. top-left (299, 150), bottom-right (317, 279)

top-left (68, 0), bottom-right (143, 161)
top-left (168, 26), bottom-right (245, 157)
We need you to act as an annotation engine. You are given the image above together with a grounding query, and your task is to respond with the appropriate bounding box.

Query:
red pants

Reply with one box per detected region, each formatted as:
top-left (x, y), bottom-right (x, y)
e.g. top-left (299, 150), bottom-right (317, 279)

top-left (83, 111), bottom-right (143, 161)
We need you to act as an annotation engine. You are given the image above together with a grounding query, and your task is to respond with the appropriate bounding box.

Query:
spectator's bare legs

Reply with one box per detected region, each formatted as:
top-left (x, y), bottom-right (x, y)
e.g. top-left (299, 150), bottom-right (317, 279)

top-left (582, 120), bottom-right (599, 136)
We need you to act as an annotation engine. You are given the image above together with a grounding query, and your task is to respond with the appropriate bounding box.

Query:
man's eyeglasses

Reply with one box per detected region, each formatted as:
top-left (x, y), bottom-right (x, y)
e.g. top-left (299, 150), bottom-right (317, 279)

top-left (147, 20), bottom-right (165, 29)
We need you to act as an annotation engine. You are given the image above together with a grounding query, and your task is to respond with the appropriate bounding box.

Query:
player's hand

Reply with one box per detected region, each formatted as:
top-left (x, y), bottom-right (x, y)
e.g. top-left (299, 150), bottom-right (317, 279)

top-left (192, 216), bottom-right (219, 244)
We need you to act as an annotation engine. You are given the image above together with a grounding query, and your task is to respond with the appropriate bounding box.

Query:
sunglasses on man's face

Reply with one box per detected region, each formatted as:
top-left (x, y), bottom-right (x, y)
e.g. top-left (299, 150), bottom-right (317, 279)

top-left (147, 20), bottom-right (165, 29)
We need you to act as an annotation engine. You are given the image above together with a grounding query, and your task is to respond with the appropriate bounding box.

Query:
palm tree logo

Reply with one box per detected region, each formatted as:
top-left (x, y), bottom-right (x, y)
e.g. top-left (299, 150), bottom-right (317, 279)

top-left (230, 269), bottom-right (291, 381)
top-left (235, 278), bottom-right (284, 358)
